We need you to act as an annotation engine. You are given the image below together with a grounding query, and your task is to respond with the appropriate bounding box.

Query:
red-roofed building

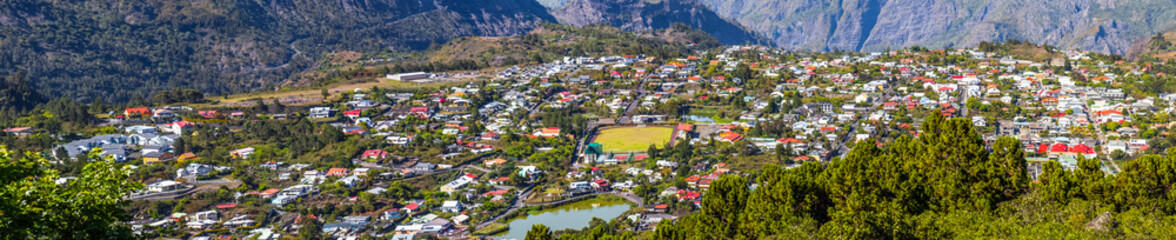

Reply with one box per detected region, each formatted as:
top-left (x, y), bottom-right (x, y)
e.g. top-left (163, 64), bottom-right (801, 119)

top-left (1069, 144), bottom-right (1094, 154)
top-left (592, 179), bottom-right (610, 190)
top-left (1097, 110), bottom-right (1123, 116)
top-left (344, 110), bottom-right (362, 118)
top-left (362, 149), bottom-right (388, 160)
top-left (533, 127), bottom-right (561, 138)
top-left (124, 107), bottom-right (151, 117)
top-left (260, 189), bottom-right (280, 198)
top-left (651, 204), bottom-right (669, 212)
top-left (1049, 143), bottom-right (1069, 153)
top-left (403, 203), bottom-right (420, 214)
top-left (777, 138), bottom-right (803, 144)
top-left (199, 110), bottom-right (219, 119)
top-left (327, 168), bottom-right (349, 176)
top-left (488, 177), bottom-right (511, 185)
top-left (719, 132), bottom-right (743, 143)
top-left (685, 175), bottom-right (701, 188)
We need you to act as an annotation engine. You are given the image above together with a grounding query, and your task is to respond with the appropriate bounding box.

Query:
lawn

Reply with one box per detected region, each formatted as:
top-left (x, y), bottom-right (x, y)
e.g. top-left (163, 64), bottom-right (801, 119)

top-left (593, 126), bottom-right (673, 153)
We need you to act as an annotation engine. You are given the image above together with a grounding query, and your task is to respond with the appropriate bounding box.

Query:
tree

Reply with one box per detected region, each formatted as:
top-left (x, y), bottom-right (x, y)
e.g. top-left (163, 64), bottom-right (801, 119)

top-left (254, 99), bottom-right (268, 113)
top-left (298, 216), bottom-right (323, 240)
top-left (0, 148), bottom-right (141, 239)
top-left (525, 224), bottom-right (553, 240)
top-left (1038, 161), bottom-right (1076, 204)
top-left (1110, 149), bottom-right (1126, 161)
top-left (647, 144), bottom-right (660, 159)
top-left (272, 99), bottom-right (286, 113)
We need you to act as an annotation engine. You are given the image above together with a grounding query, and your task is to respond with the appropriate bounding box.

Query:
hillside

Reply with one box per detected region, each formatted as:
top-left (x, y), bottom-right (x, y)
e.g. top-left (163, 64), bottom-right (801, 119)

top-left (428, 23), bottom-right (714, 64)
top-left (0, 0), bottom-right (554, 102)
top-left (1127, 30), bottom-right (1176, 60)
top-left (549, 0), bottom-right (771, 46)
top-left (696, 0), bottom-right (1176, 54)
top-left (204, 23), bottom-right (709, 107)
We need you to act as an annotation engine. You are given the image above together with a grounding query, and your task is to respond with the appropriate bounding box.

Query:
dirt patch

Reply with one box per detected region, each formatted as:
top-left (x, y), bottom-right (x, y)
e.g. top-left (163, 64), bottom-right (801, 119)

top-left (329, 51), bottom-right (364, 65)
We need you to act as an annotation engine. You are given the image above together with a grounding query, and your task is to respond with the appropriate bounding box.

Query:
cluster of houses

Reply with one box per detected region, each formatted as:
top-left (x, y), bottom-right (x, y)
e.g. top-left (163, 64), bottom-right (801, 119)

top-left (98, 41), bottom-right (1176, 240)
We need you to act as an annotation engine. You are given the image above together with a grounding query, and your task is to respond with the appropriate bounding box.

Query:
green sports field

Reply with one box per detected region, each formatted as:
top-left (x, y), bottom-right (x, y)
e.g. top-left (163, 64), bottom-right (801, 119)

top-left (593, 126), bottom-right (673, 152)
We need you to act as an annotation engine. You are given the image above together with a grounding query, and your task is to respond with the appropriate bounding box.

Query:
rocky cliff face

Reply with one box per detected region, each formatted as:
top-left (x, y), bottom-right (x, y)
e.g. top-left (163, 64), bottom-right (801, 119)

top-left (697, 0), bottom-right (1176, 54)
top-left (550, 0), bottom-right (771, 45)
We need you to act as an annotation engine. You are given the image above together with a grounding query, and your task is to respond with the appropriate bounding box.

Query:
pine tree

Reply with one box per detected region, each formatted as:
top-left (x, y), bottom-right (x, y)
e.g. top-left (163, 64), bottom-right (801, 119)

top-left (525, 224), bottom-right (553, 240)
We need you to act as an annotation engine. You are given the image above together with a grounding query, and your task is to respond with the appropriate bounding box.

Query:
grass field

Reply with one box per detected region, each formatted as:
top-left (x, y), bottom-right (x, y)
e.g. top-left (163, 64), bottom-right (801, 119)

top-left (593, 126), bottom-right (673, 152)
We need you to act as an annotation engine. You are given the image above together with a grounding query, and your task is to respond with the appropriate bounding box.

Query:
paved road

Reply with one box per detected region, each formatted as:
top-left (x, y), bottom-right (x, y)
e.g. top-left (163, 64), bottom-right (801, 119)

top-left (574, 120), bottom-right (600, 161)
top-left (475, 186), bottom-right (534, 229)
top-left (836, 85), bottom-right (896, 159)
top-left (617, 77), bottom-right (651, 124)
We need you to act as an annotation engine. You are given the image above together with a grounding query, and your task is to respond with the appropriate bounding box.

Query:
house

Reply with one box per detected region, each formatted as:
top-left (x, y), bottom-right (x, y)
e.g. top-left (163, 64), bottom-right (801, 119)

top-left (309, 107), bottom-right (333, 118)
top-left (302, 170), bottom-right (326, 184)
top-left (259, 189), bottom-right (281, 198)
top-left (142, 151), bottom-right (174, 164)
top-left (147, 180), bottom-right (184, 193)
top-left (518, 165), bottom-right (542, 180)
top-left (176, 152), bottom-right (199, 162)
top-left (568, 181), bottom-right (593, 193)
top-left (440, 173), bottom-right (477, 193)
top-left (484, 158), bottom-right (508, 167)
top-left (533, 127), bottom-right (562, 138)
top-left (186, 210), bottom-right (219, 229)
top-left (124, 107), bottom-right (151, 118)
top-left (591, 179), bottom-right (611, 190)
top-left (403, 203), bottom-right (421, 215)
top-left (353, 168), bottom-right (370, 176)
top-left (272, 196), bottom-right (297, 206)
top-left (326, 168), bottom-right (349, 176)
top-left (337, 175), bottom-right (362, 188)
top-left (344, 110), bottom-right (363, 119)
top-left (198, 110), bottom-right (219, 119)
top-left (719, 132), bottom-right (743, 143)
top-left (972, 116), bottom-right (987, 127)
top-left (413, 162), bottom-right (437, 173)
top-left (488, 177), bottom-right (511, 185)
top-left (177, 163), bottom-right (214, 179)
top-left (473, 129), bottom-right (498, 140)
top-left (388, 72), bottom-right (429, 81)
top-left (163, 121), bottom-right (196, 135)
top-left (439, 201), bottom-right (463, 213)
top-left (230, 147), bottom-right (255, 159)
top-left (361, 149), bottom-right (388, 160)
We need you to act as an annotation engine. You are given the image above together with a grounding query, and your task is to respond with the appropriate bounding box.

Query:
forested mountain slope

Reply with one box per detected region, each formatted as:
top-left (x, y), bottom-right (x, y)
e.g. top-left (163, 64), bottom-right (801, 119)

top-left (0, 0), bottom-right (554, 102)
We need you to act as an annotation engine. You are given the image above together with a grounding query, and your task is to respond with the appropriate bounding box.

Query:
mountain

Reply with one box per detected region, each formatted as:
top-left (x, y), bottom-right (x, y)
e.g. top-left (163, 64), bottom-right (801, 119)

top-left (0, 0), bottom-right (554, 102)
top-left (549, 0), bottom-right (771, 46)
top-left (696, 0), bottom-right (1176, 54)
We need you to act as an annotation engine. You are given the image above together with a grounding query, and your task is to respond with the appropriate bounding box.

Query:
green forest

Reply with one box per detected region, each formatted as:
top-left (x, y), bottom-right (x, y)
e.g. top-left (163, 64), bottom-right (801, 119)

top-left (0, 0), bottom-right (552, 102)
top-left (524, 111), bottom-right (1176, 239)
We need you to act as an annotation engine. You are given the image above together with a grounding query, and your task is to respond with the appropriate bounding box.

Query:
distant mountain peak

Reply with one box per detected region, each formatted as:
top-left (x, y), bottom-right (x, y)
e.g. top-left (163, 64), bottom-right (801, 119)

top-left (550, 0), bottom-right (772, 46)
top-left (696, 0), bottom-right (1176, 54)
